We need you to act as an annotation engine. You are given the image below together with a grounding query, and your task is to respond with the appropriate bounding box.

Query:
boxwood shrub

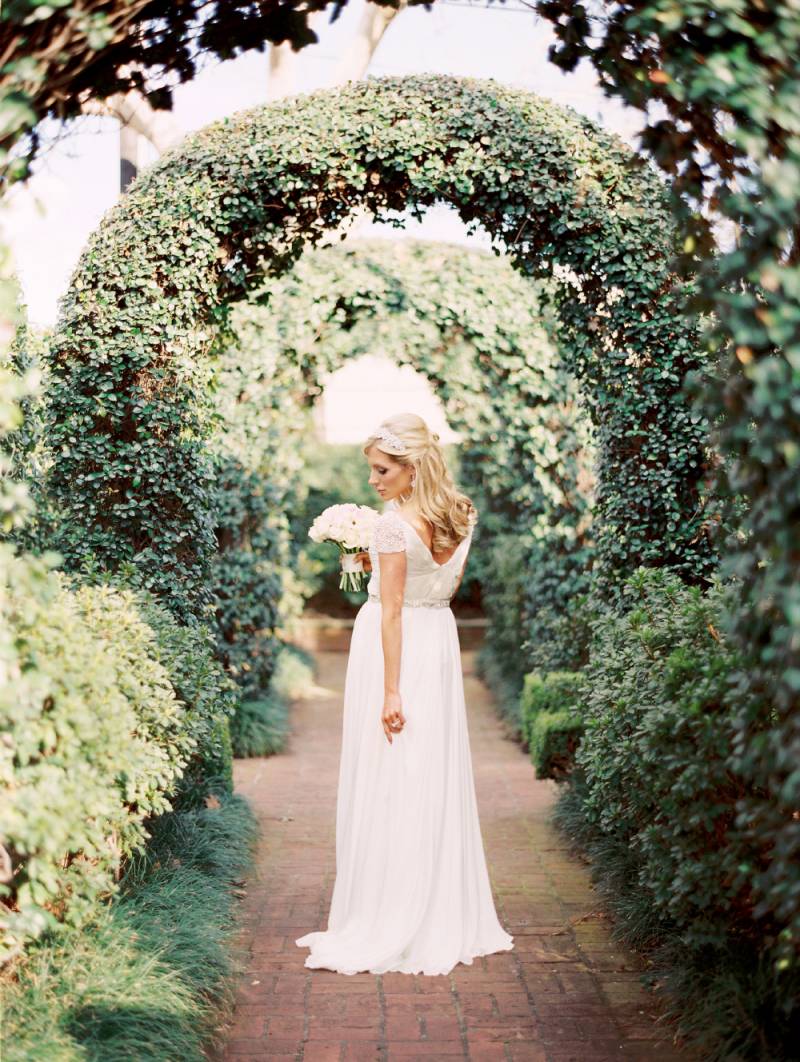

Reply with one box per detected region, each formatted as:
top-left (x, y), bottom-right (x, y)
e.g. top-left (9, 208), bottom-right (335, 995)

top-left (520, 670), bottom-right (586, 780)
top-left (528, 711), bottom-right (584, 782)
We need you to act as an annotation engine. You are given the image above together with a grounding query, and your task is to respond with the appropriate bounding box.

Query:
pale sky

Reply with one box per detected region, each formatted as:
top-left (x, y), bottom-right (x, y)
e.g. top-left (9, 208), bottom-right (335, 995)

top-left (3, 0), bottom-right (650, 443)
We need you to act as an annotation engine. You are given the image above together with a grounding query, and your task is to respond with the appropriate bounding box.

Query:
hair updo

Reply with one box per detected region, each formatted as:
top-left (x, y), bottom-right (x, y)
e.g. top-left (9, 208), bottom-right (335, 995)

top-left (363, 413), bottom-right (477, 552)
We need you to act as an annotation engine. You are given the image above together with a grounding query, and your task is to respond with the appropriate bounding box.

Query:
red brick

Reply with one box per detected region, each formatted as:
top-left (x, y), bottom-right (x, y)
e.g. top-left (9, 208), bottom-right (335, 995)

top-left (308, 1024), bottom-right (380, 1041)
top-left (225, 1039), bottom-right (269, 1055)
top-left (468, 1021), bottom-right (538, 1041)
top-left (303, 1045), bottom-right (343, 1061)
top-left (265, 1016), bottom-right (306, 1039)
top-left (470, 1046), bottom-right (512, 1061)
top-left (421, 1016), bottom-right (462, 1040)
top-left (507, 1045), bottom-right (548, 1061)
top-left (384, 1015), bottom-right (422, 1040)
top-left (341, 1044), bottom-right (383, 1061)
top-left (386, 1043), bottom-right (464, 1057)
top-left (227, 1011), bottom-right (266, 1039)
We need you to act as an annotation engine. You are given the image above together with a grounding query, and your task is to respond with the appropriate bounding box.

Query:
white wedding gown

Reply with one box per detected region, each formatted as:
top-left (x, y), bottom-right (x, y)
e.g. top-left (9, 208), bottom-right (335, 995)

top-left (295, 500), bottom-right (514, 976)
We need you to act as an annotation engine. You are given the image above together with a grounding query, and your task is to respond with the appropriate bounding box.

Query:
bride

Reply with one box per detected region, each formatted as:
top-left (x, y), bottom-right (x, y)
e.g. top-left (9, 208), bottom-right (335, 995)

top-left (295, 412), bottom-right (514, 976)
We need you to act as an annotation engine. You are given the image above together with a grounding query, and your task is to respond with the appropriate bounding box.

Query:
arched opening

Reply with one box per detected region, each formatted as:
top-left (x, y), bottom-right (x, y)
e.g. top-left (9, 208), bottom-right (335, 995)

top-left (205, 239), bottom-right (592, 728)
top-left (46, 74), bottom-right (712, 633)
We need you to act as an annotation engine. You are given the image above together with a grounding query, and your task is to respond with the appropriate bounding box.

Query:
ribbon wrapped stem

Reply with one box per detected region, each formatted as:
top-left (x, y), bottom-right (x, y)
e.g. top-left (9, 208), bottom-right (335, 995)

top-left (339, 548), bottom-right (367, 592)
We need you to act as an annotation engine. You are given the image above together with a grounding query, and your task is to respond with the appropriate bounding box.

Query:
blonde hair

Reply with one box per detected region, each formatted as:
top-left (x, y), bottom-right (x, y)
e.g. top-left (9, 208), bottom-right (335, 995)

top-left (363, 413), bottom-right (477, 552)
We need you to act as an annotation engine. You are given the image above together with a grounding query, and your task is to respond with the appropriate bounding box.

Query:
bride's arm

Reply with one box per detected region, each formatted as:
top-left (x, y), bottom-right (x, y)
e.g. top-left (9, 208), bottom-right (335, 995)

top-left (451, 518), bottom-right (475, 598)
top-left (379, 550), bottom-right (407, 697)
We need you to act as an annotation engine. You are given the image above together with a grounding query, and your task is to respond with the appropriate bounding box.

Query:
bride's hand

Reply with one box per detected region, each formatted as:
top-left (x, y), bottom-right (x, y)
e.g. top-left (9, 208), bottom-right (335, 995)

top-left (343, 550), bottom-right (372, 573)
top-left (381, 692), bottom-right (405, 744)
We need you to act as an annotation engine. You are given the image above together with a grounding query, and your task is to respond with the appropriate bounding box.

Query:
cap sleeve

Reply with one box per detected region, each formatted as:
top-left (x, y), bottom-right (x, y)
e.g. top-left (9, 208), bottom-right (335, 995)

top-left (373, 512), bottom-right (407, 553)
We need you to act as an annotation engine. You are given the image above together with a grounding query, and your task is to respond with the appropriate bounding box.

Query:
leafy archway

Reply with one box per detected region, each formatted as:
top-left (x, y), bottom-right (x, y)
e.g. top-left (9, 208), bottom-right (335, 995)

top-left (47, 73), bottom-right (712, 621)
top-left (208, 239), bottom-right (592, 704)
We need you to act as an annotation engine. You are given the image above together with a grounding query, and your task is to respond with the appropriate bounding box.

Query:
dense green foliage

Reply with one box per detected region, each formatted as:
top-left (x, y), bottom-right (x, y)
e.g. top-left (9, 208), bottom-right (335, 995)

top-left (0, 570), bottom-right (236, 962)
top-left (45, 75), bottom-right (711, 627)
top-left (1, 342), bottom-right (238, 959)
top-left (228, 692), bottom-right (288, 759)
top-left (2, 793), bottom-right (257, 1062)
top-left (551, 568), bottom-right (799, 1058)
top-left (226, 646), bottom-right (314, 757)
top-left (536, 1), bottom-right (800, 992)
top-left (475, 526), bottom-right (593, 734)
top-left (132, 595), bottom-right (238, 803)
top-left (520, 670), bottom-right (587, 733)
top-left (527, 710), bottom-right (584, 783)
top-left (474, 531), bottom-right (535, 732)
top-left (0, 312), bottom-right (41, 530)
top-left (7, 289), bottom-right (312, 761)
top-left (208, 297), bottom-right (312, 703)
top-left (519, 671), bottom-right (586, 781)
top-left (3, 316), bottom-right (50, 520)
top-left (536, 1), bottom-right (800, 259)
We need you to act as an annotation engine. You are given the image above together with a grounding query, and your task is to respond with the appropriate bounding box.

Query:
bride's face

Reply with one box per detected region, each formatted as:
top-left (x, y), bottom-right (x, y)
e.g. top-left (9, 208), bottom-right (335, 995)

top-left (366, 446), bottom-right (413, 502)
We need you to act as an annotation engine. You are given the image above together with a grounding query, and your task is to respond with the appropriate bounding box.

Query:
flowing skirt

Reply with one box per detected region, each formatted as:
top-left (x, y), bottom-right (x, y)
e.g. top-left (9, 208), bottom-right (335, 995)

top-left (295, 598), bottom-right (514, 976)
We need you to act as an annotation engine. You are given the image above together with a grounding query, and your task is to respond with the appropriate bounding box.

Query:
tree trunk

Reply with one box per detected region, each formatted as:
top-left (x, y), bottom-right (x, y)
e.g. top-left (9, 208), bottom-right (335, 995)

top-left (267, 7), bottom-right (332, 99)
top-left (267, 1), bottom-right (406, 100)
top-left (82, 89), bottom-right (182, 190)
top-left (333, 0), bottom-right (406, 83)
top-left (267, 40), bottom-right (301, 100)
top-left (119, 121), bottom-right (139, 191)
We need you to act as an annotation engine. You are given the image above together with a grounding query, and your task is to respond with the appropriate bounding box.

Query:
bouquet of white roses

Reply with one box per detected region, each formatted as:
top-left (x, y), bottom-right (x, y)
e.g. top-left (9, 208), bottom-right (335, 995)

top-left (308, 503), bottom-right (380, 593)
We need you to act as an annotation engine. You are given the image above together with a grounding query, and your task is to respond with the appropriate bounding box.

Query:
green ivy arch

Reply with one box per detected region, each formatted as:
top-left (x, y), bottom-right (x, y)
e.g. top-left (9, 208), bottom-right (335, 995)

top-left (47, 74), bottom-right (712, 620)
top-left (224, 239), bottom-right (589, 528)
top-left (208, 239), bottom-right (592, 701)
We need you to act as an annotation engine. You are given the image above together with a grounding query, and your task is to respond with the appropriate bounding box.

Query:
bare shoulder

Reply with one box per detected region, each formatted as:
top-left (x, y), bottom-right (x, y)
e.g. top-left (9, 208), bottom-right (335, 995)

top-left (394, 504), bottom-right (428, 537)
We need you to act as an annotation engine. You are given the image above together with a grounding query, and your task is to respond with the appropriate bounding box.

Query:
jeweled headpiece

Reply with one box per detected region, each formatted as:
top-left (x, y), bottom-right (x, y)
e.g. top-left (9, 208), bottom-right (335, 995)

top-left (371, 426), bottom-right (409, 455)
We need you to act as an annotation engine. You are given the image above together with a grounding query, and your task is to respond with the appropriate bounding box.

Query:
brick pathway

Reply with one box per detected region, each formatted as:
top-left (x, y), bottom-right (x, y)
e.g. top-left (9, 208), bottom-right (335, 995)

top-left (220, 649), bottom-right (693, 1061)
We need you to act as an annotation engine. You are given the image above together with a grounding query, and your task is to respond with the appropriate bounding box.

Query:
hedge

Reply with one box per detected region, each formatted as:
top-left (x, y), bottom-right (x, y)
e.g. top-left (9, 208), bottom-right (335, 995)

top-left (558, 567), bottom-right (799, 1055)
top-left (527, 711), bottom-right (584, 782)
top-left (520, 670), bottom-right (587, 734)
top-left (519, 670), bottom-right (586, 780)
top-left (537, 0), bottom-right (800, 991)
top-left (0, 566), bottom-right (236, 963)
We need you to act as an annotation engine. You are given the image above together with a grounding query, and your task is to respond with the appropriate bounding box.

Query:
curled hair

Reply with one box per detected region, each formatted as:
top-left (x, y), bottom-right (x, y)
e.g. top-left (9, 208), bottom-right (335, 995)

top-left (363, 413), bottom-right (477, 552)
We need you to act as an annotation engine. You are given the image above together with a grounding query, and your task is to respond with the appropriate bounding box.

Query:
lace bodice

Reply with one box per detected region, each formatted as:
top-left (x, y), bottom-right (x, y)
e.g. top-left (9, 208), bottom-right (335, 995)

top-left (366, 501), bottom-right (475, 607)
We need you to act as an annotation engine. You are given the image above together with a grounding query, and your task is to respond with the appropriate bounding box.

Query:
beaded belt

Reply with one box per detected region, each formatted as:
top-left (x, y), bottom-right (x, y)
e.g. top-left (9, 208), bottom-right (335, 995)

top-left (367, 593), bottom-right (450, 609)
